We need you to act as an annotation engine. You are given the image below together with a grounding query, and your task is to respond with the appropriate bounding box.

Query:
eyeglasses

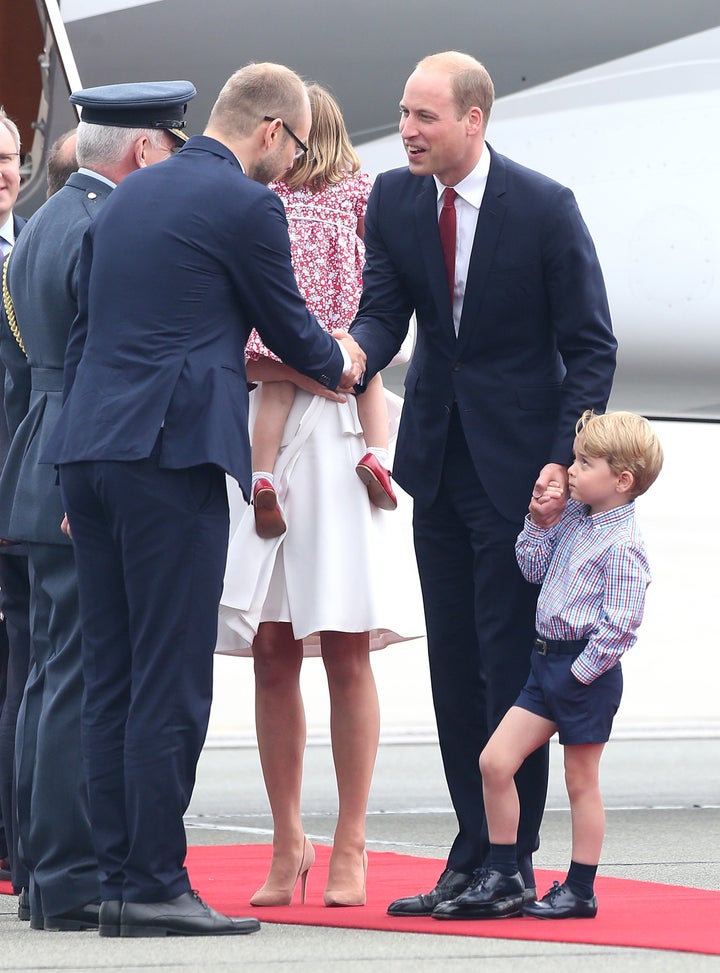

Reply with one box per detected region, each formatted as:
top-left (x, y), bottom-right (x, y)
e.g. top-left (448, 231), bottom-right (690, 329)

top-left (0, 153), bottom-right (20, 167)
top-left (263, 116), bottom-right (310, 160)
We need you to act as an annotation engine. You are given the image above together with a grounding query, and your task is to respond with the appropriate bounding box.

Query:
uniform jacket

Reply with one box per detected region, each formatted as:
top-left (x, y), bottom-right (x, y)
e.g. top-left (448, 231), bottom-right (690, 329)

top-left (0, 212), bottom-right (27, 552)
top-left (44, 136), bottom-right (344, 497)
top-left (350, 146), bottom-right (617, 521)
top-left (0, 173), bottom-right (113, 544)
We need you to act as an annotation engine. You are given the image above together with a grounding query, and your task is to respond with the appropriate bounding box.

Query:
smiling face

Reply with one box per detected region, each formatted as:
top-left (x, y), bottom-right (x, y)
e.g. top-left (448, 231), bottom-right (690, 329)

top-left (0, 122), bottom-right (21, 224)
top-left (568, 439), bottom-right (634, 514)
top-left (398, 66), bottom-right (484, 187)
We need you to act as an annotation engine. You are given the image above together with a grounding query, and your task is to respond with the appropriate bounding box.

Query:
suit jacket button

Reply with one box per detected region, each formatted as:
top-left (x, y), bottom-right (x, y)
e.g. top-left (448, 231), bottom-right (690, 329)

top-left (452, 363), bottom-right (461, 372)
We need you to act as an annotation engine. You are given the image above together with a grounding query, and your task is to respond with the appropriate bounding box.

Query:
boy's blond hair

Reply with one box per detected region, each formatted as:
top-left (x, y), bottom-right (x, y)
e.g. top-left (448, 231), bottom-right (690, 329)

top-left (575, 410), bottom-right (663, 498)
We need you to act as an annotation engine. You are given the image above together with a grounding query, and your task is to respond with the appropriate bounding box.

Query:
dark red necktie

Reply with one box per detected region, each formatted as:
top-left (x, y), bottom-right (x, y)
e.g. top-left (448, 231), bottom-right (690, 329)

top-left (439, 187), bottom-right (457, 297)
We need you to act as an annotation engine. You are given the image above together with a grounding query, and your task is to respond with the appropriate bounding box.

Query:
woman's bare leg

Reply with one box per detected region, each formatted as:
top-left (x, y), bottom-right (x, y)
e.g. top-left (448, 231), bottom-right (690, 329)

top-left (320, 630), bottom-right (379, 903)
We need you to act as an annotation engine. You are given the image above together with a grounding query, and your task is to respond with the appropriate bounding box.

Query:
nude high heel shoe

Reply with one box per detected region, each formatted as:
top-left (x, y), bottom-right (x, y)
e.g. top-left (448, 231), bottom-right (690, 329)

top-left (323, 849), bottom-right (368, 907)
top-left (250, 837), bottom-right (315, 906)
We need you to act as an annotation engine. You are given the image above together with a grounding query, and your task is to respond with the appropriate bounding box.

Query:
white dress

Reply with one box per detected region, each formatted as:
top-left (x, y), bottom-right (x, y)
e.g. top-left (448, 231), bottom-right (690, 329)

top-left (216, 387), bottom-right (425, 656)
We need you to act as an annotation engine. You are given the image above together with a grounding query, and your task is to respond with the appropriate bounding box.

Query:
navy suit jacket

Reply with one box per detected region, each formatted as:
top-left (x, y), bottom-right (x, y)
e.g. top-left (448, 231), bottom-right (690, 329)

top-left (44, 137), bottom-right (344, 498)
top-left (0, 175), bottom-right (113, 544)
top-left (350, 146), bottom-right (617, 521)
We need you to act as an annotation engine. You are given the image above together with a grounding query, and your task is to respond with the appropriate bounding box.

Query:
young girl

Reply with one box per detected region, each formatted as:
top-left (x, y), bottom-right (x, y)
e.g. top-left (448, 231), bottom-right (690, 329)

top-left (245, 84), bottom-right (395, 539)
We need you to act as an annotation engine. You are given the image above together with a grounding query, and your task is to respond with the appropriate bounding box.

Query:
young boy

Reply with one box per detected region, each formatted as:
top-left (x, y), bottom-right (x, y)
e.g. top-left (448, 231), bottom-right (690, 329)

top-left (433, 410), bottom-right (663, 921)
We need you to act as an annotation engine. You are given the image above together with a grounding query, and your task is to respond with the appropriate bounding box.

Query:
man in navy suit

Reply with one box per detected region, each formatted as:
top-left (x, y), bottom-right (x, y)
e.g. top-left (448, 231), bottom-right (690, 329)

top-left (45, 63), bottom-right (365, 938)
top-left (0, 108), bottom-right (30, 895)
top-left (0, 81), bottom-right (198, 932)
top-left (350, 51), bottom-right (617, 918)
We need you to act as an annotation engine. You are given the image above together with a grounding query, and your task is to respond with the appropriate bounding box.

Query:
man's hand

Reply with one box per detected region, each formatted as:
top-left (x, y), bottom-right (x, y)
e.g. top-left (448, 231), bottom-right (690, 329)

top-left (529, 463), bottom-right (568, 528)
top-left (292, 372), bottom-right (347, 402)
top-left (61, 514), bottom-right (72, 539)
top-left (333, 330), bottom-right (366, 390)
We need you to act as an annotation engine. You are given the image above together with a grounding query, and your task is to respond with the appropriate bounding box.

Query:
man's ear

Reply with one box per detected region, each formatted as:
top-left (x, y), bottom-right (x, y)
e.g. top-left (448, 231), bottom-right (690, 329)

top-left (466, 107), bottom-right (484, 136)
top-left (134, 135), bottom-right (150, 169)
top-left (263, 118), bottom-right (282, 151)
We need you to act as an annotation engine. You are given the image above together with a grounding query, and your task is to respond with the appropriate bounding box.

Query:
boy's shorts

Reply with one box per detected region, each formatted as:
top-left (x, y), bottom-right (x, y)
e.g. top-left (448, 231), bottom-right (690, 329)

top-left (515, 647), bottom-right (623, 745)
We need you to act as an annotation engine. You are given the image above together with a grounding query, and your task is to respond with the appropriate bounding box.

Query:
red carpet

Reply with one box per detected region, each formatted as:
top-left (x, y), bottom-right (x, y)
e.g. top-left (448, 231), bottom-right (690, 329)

top-left (4, 845), bottom-right (718, 955)
top-left (188, 844), bottom-right (720, 955)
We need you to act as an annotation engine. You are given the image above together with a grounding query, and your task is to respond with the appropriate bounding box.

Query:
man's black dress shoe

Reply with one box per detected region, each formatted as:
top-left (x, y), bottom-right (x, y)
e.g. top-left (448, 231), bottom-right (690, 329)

top-left (522, 881), bottom-right (598, 919)
top-left (387, 868), bottom-right (474, 917)
top-left (98, 900), bottom-right (122, 938)
top-left (432, 868), bottom-right (525, 919)
top-left (44, 900), bottom-right (101, 932)
top-left (120, 891), bottom-right (261, 937)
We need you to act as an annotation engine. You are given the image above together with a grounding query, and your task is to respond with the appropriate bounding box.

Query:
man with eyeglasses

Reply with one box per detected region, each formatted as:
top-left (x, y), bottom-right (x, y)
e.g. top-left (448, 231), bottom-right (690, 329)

top-left (42, 62), bottom-right (364, 938)
top-left (0, 107), bottom-right (31, 904)
top-left (0, 80), bottom-right (197, 934)
top-left (0, 111), bottom-right (23, 258)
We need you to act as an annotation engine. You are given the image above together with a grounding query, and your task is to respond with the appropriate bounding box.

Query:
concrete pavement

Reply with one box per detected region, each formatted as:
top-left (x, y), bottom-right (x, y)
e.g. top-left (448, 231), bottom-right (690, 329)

top-left (1, 736), bottom-right (718, 972)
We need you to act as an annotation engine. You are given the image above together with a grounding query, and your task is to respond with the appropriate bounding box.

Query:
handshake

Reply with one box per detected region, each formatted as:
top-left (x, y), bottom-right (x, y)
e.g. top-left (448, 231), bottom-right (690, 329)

top-left (333, 330), bottom-right (367, 390)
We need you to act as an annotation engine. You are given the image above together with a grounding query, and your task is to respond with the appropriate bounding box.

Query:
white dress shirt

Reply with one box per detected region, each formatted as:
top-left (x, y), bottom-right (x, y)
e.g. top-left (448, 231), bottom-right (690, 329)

top-left (0, 213), bottom-right (15, 258)
top-left (434, 145), bottom-right (491, 335)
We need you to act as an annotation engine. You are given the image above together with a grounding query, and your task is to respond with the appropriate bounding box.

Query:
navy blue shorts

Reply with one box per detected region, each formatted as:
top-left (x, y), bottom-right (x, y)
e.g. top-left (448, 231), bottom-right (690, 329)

top-left (515, 649), bottom-right (623, 745)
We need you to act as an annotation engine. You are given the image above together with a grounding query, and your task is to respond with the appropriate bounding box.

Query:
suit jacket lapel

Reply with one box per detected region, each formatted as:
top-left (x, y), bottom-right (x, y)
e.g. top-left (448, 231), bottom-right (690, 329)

top-left (456, 150), bottom-right (508, 354)
top-left (414, 178), bottom-right (456, 340)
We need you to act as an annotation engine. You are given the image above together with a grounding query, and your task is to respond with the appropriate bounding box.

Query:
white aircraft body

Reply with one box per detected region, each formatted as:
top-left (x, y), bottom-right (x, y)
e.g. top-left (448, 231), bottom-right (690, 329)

top-left (5, 1), bottom-right (720, 736)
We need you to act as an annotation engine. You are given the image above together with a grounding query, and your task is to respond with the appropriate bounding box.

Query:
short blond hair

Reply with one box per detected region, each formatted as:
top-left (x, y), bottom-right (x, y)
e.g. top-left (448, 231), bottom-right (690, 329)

top-left (208, 62), bottom-right (308, 140)
top-left (416, 51), bottom-right (494, 123)
top-left (575, 410), bottom-right (663, 498)
top-left (282, 83), bottom-right (360, 192)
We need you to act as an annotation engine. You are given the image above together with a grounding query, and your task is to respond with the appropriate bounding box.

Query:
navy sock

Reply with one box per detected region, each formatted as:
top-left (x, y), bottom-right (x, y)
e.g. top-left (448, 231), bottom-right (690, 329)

top-left (489, 843), bottom-right (518, 876)
top-left (565, 860), bottom-right (597, 899)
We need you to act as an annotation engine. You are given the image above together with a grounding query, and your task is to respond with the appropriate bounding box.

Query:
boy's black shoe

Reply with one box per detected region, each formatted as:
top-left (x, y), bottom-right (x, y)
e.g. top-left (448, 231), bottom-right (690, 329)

top-left (522, 880), bottom-right (598, 919)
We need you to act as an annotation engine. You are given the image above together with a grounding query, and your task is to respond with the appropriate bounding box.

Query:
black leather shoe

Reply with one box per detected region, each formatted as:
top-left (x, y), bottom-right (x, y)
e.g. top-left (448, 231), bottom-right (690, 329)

top-left (387, 868), bottom-right (474, 916)
top-left (120, 891), bottom-right (261, 937)
top-left (44, 900), bottom-right (101, 931)
top-left (432, 868), bottom-right (525, 919)
top-left (98, 900), bottom-right (123, 938)
top-left (522, 881), bottom-right (598, 919)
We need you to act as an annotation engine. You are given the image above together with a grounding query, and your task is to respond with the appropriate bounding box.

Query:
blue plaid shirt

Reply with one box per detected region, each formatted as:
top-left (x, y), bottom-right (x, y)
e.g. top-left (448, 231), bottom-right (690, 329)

top-left (516, 499), bottom-right (651, 684)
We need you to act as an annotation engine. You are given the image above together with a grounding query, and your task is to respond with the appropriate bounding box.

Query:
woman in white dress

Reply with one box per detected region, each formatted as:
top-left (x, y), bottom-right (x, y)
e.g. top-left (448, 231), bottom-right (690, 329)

top-left (216, 86), bottom-right (422, 908)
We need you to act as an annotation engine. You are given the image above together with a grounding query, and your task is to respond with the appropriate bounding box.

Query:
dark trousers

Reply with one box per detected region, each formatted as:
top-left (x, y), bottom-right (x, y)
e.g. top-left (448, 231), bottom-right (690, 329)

top-left (60, 448), bottom-right (229, 903)
top-left (15, 543), bottom-right (99, 916)
top-left (0, 552), bottom-right (31, 891)
top-left (412, 410), bottom-right (548, 874)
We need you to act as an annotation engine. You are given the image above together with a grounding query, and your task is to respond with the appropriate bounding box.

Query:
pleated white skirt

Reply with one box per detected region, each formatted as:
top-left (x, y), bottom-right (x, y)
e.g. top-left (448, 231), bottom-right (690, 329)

top-left (216, 386), bottom-right (425, 656)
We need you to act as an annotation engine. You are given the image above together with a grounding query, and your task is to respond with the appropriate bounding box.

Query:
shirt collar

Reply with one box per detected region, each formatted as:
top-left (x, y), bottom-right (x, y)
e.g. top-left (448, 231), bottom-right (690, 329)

top-left (0, 213), bottom-right (15, 248)
top-left (586, 500), bottom-right (636, 528)
top-left (78, 167), bottom-right (116, 189)
top-left (433, 143), bottom-right (490, 209)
